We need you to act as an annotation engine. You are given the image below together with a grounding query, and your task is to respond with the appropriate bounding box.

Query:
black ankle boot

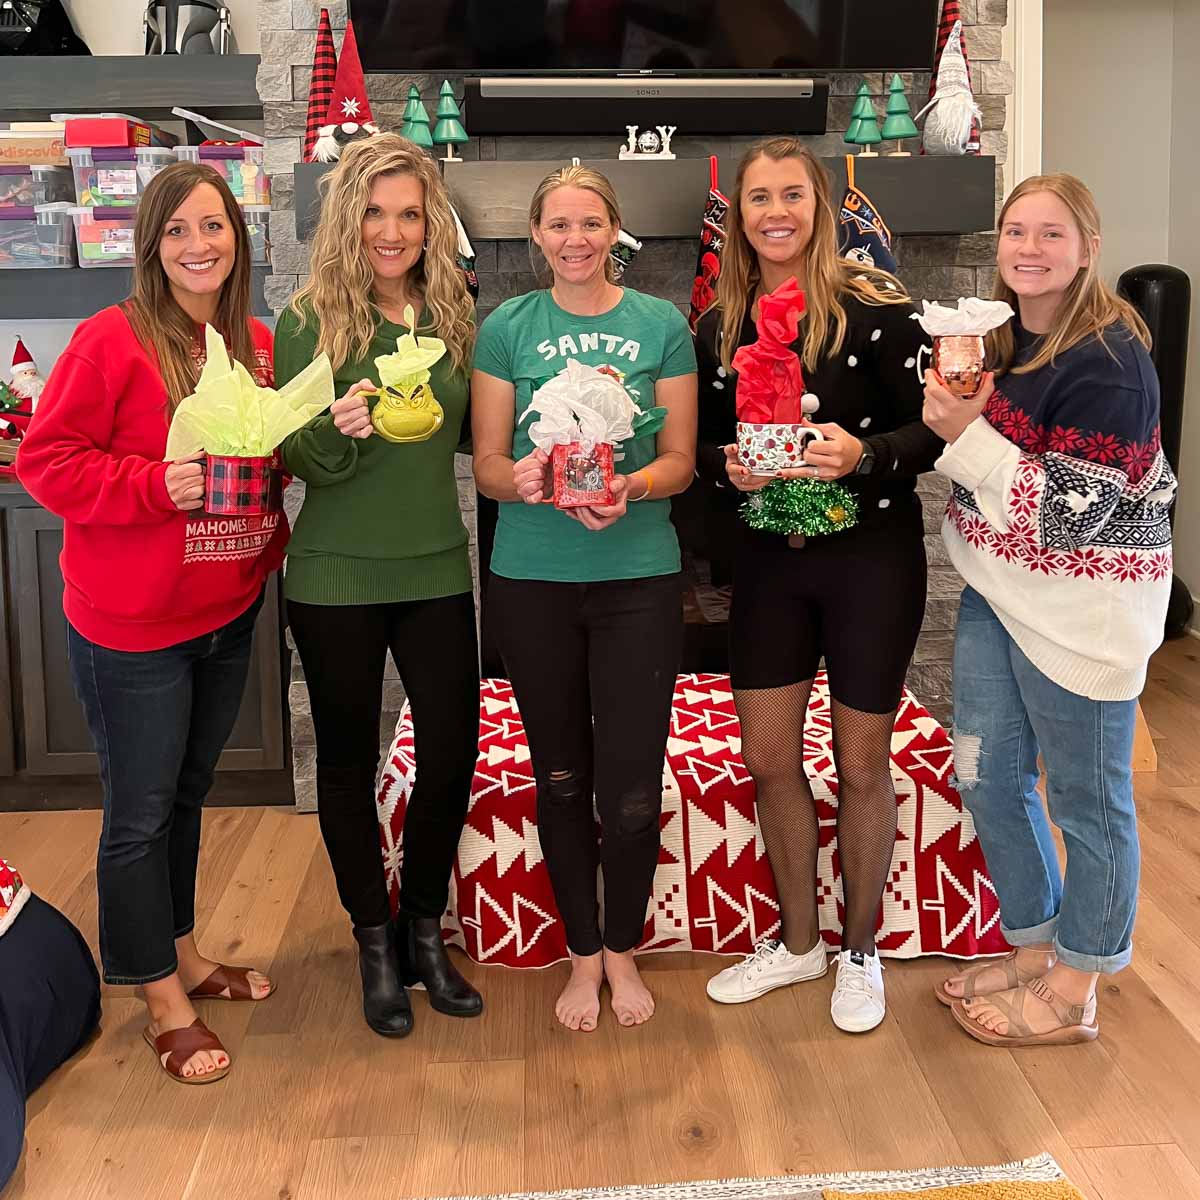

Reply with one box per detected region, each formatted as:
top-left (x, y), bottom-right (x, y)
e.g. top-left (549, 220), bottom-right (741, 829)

top-left (352, 923), bottom-right (414, 1037)
top-left (396, 914), bottom-right (483, 1017)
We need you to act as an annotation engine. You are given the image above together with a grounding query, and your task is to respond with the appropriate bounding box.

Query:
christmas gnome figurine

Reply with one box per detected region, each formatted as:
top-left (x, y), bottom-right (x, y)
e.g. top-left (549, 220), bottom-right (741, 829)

top-left (915, 15), bottom-right (982, 156)
top-left (312, 19), bottom-right (381, 163)
top-left (365, 303), bottom-right (447, 443)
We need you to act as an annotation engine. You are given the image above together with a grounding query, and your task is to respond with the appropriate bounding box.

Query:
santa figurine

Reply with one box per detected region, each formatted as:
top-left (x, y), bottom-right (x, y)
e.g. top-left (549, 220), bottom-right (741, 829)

top-left (0, 336), bottom-right (43, 458)
top-left (311, 20), bottom-right (380, 163)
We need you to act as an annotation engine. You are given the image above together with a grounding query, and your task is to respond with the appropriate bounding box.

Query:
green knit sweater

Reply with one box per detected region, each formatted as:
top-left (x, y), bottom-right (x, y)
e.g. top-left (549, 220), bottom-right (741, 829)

top-left (275, 305), bottom-right (473, 605)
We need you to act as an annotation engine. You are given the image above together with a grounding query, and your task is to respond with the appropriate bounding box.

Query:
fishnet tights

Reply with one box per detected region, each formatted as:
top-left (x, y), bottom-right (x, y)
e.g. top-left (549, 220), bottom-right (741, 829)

top-left (735, 685), bottom-right (899, 955)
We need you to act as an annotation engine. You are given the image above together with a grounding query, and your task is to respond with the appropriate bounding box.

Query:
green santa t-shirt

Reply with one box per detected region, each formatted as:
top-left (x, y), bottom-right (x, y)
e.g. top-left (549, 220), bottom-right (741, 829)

top-left (473, 288), bottom-right (696, 583)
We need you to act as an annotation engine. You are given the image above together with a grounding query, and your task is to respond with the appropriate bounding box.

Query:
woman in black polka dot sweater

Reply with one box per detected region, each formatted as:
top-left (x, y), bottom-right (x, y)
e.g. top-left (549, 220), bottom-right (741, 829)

top-left (691, 138), bottom-right (940, 1032)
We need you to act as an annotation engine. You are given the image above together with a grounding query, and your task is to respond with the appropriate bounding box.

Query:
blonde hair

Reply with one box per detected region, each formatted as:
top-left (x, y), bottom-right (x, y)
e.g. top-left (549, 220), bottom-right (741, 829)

top-left (288, 134), bottom-right (474, 374)
top-left (124, 162), bottom-right (255, 412)
top-left (717, 138), bottom-right (909, 374)
top-left (528, 163), bottom-right (622, 285)
top-left (988, 173), bottom-right (1151, 376)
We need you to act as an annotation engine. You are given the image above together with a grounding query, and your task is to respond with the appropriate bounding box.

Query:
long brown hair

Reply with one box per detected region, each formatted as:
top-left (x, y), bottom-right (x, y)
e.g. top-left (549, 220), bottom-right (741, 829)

top-left (528, 162), bottom-right (623, 285)
top-left (716, 137), bottom-right (909, 374)
top-left (123, 161), bottom-right (254, 411)
top-left (289, 134), bottom-right (474, 375)
top-left (987, 173), bottom-right (1151, 376)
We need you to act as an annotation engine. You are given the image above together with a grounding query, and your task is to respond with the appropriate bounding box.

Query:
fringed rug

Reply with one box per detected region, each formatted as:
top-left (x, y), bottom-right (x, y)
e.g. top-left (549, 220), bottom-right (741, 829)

top-left (419, 1154), bottom-right (1078, 1200)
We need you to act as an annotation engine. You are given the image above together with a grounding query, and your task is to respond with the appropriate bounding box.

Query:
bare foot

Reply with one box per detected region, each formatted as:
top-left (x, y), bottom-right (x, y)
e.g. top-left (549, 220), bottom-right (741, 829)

top-left (603, 947), bottom-right (655, 1027)
top-left (146, 1001), bottom-right (229, 1079)
top-left (942, 947), bottom-right (1054, 1001)
top-left (555, 952), bottom-right (603, 1032)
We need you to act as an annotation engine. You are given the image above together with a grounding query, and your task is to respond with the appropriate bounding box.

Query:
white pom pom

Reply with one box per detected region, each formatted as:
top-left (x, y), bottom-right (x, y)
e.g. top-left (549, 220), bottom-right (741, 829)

top-left (859, 417), bottom-right (871, 429)
top-left (871, 329), bottom-right (882, 342)
top-left (801, 393), bottom-right (820, 415)
top-left (905, 357), bottom-right (917, 369)
top-left (847, 355), bottom-right (858, 367)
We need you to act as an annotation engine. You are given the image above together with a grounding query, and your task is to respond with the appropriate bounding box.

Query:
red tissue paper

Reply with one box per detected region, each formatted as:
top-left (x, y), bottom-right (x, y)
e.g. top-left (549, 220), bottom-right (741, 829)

top-left (731, 277), bottom-right (807, 424)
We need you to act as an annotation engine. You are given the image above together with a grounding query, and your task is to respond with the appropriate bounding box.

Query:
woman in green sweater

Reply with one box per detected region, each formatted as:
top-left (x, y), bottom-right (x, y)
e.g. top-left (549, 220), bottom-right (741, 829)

top-left (275, 134), bottom-right (481, 1037)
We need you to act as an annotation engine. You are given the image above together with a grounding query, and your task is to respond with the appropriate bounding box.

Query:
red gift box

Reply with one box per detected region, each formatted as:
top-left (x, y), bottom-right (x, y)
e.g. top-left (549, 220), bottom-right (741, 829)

top-left (551, 442), bottom-right (614, 509)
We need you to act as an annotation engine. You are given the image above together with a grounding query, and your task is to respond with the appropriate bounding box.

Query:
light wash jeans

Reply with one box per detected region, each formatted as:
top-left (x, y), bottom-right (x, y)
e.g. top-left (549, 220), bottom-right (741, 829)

top-left (951, 587), bottom-right (1139, 975)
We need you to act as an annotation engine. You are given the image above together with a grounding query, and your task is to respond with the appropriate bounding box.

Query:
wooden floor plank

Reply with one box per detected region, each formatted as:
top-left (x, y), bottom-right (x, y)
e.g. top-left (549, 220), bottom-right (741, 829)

top-left (407, 1060), bottom-right (526, 1199)
top-left (294, 1136), bottom-right (418, 1200)
top-left (1075, 1143), bottom-right (1200, 1200)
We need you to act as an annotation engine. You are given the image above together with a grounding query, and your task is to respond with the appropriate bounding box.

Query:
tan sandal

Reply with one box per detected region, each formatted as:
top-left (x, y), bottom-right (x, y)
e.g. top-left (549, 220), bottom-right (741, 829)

top-left (951, 977), bottom-right (1099, 1047)
top-left (143, 1019), bottom-right (231, 1084)
top-left (934, 949), bottom-right (1043, 1007)
top-left (186, 963), bottom-right (272, 1002)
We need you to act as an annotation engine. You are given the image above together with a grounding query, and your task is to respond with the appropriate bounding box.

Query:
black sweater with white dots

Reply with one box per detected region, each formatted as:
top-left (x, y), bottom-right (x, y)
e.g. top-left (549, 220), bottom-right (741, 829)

top-left (689, 293), bottom-right (943, 542)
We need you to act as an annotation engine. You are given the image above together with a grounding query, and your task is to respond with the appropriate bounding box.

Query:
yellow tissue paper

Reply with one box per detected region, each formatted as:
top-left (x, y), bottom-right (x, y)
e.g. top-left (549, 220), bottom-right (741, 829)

top-left (367, 303), bottom-right (447, 444)
top-left (165, 324), bottom-right (335, 460)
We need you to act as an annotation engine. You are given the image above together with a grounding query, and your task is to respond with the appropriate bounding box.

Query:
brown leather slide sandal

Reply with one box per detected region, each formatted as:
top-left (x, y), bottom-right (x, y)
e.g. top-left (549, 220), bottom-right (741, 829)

top-left (186, 963), bottom-right (272, 1002)
top-left (143, 1019), bottom-right (231, 1084)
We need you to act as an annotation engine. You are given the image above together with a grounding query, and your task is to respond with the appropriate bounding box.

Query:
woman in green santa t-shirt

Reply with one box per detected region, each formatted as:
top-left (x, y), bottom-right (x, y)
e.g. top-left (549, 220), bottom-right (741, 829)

top-left (473, 164), bottom-right (698, 1033)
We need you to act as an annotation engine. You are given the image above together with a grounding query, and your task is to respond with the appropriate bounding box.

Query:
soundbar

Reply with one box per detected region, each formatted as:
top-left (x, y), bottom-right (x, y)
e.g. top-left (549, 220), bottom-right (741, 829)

top-left (464, 76), bottom-right (829, 136)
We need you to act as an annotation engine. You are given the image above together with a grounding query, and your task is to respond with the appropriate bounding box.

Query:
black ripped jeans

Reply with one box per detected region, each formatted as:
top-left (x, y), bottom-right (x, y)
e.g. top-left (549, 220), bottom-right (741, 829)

top-left (487, 572), bottom-right (682, 955)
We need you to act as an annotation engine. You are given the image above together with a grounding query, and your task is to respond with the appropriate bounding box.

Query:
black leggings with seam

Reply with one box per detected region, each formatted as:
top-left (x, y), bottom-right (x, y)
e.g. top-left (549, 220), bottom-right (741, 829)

top-left (488, 571), bottom-right (683, 956)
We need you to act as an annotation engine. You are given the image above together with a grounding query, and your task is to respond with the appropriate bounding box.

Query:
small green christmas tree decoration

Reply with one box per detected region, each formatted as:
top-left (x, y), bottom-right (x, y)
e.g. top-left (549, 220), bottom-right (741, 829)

top-left (881, 74), bottom-right (919, 157)
top-left (851, 93), bottom-right (882, 157)
top-left (401, 84), bottom-right (423, 125)
top-left (844, 82), bottom-right (872, 146)
top-left (403, 94), bottom-right (434, 150)
top-left (432, 80), bottom-right (469, 162)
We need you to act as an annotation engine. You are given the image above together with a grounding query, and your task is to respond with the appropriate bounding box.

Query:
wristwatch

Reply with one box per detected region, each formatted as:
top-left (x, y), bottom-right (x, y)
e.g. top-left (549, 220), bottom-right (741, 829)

top-left (854, 443), bottom-right (877, 476)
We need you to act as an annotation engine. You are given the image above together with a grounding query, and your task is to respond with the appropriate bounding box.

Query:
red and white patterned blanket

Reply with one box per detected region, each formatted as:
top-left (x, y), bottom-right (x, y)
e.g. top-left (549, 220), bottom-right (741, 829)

top-left (376, 673), bottom-right (1008, 967)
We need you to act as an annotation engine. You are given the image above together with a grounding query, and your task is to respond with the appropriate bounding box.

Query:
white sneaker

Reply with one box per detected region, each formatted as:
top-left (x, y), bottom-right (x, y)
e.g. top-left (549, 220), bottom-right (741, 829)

top-left (830, 948), bottom-right (886, 1032)
top-left (706, 937), bottom-right (828, 1004)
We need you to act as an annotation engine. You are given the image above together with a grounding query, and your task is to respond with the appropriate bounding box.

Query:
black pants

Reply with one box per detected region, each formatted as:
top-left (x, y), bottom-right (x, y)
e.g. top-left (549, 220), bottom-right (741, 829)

top-left (287, 592), bottom-right (479, 928)
top-left (67, 590), bottom-right (263, 984)
top-left (488, 572), bottom-right (682, 955)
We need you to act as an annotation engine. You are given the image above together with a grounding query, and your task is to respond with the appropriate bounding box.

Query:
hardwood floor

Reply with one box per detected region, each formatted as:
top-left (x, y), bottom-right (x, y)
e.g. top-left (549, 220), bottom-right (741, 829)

top-left (4, 637), bottom-right (1199, 1200)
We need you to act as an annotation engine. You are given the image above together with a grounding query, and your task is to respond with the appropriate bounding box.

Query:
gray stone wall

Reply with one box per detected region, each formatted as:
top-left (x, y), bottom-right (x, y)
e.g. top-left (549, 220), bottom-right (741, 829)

top-left (261, 2), bottom-right (1014, 803)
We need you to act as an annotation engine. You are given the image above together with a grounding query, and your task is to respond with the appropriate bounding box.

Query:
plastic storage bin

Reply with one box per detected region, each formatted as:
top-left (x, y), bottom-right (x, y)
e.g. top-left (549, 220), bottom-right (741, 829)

top-left (0, 164), bottom-right (73, 208)
top-left (69, 205), bottom-right (137, 267)
top-left (0, 202), bottom-right (76, 267)
top-left (175, 144), bottom-right (269, 205)
top-left (68, 146), bottom-right (175, 207)
top-left (241, 205), bottom-right (271, 265)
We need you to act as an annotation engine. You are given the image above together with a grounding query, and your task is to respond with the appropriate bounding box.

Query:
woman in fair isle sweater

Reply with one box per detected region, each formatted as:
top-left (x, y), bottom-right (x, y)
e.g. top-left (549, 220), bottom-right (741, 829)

top-left (924, 174), bottom-right (1176, 1047)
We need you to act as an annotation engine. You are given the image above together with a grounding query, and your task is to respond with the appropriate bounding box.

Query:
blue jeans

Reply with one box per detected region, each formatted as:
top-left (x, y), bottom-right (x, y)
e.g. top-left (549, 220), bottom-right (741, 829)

top-left (951, 587), bottom-right (1139, 975)
top-left (67, 591), bottom-right (263, 985)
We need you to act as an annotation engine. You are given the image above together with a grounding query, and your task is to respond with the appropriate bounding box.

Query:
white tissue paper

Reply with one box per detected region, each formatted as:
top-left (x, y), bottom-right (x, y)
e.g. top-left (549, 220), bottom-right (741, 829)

top-left (520, 359), bottom-right (638, 454)
top-left (914, 297), bottom-right (1015, 337)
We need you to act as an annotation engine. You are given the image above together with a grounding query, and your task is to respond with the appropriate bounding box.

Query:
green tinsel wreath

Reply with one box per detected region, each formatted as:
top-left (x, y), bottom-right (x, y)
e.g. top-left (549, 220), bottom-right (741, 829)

top-left (740, 478), bottom-right (860, 537)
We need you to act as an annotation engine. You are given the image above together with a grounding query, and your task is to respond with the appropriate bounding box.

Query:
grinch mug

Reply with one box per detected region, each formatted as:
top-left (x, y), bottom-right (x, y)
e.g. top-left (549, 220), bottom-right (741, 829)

top-left (736, 423), bottom-right (824, 473)
top-left (916, 335), bottom-right (987, 399)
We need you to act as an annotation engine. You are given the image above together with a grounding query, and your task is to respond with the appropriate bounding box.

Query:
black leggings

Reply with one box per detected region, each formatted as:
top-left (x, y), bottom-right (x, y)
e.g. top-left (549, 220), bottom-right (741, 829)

top-left (488, 572), bottom-right (683, 956)
top-left (287, 592), bottom-right (480, 928)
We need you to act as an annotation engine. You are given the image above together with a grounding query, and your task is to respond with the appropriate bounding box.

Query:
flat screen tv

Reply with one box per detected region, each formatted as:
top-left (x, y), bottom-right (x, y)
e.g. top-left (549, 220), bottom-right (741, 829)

top-left (351, 0), bottom-right (942, 75)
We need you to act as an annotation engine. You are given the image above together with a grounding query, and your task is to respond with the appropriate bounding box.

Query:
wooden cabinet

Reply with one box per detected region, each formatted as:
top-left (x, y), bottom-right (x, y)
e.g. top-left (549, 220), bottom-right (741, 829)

top-left (0, 488), bottom-right (285, 782)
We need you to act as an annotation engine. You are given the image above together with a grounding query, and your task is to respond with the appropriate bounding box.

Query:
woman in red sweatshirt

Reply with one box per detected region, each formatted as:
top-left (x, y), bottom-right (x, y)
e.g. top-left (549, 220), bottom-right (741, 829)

top-left (17, 162), bottom-right (284, 1085)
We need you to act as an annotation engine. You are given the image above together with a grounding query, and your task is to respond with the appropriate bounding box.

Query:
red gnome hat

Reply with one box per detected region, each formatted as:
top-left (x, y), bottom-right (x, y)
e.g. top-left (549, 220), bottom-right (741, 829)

top-left (324, 19), bottom-right (374, 128)
top-left (303, 9), bottom-right (338, 163)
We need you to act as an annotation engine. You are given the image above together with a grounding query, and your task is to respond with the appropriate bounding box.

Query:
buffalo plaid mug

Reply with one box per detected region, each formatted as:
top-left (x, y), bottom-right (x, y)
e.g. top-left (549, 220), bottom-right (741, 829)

top-left (203, 452), bottom-right (284, 516)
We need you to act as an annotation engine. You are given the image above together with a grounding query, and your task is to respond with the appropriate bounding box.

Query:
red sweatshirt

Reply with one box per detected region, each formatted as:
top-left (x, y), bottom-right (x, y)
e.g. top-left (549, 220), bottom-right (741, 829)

top-left (16, 305), bottom-right (287, 652)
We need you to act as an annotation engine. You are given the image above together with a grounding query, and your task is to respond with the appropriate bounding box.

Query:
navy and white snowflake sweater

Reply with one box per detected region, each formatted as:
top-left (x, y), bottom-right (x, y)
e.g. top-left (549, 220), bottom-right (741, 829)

top-left (936, 322), bottom-right (1176, 701)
